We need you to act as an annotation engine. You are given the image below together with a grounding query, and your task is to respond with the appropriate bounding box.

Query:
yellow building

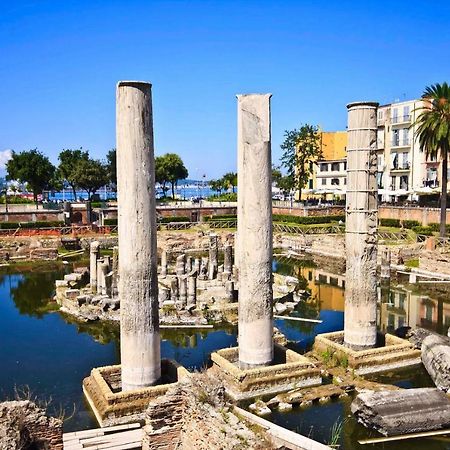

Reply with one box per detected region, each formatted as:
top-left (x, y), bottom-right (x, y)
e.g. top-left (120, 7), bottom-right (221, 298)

top-left (300, 131), bottom-right (347, 200)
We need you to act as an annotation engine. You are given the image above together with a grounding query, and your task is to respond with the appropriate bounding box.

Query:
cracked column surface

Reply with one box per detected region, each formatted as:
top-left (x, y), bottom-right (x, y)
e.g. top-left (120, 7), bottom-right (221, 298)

top-left (117, 81), bottom-right (161, 391)
top-left (344, 101), bottom-right (379, 350)
top-left (237, 94), bottom-right (273, 368)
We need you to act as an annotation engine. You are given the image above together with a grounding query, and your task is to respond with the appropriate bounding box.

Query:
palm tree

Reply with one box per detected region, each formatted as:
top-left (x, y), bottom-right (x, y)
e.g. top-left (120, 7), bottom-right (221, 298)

top-left (414, 82), bottom-right (450, 237)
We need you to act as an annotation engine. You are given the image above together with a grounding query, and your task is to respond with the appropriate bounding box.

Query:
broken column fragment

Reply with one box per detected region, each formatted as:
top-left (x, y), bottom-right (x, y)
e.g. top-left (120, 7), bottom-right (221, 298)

top-left (422, 334), bottom-right (450, 392)
top-left (208, 233), bottom-right (218, 280)
top-left (160, 250), bottom-right (168, 277)
top-left (237, 94), bottom-right (273, 368)
top-left (90, 241), bottom-right (100, 294)
top-left (117, 81), bottom-right (160, 390)
top-left (344, 101), bottom-right (379, 350)
top-left (187, 276), bottom-right (197, 307)
top-left (223, 244), bottom-right (233, 278)
top-left (351, 388), bottom-right (450, 436)
top-left (176, 254), bottom-right (186, 276)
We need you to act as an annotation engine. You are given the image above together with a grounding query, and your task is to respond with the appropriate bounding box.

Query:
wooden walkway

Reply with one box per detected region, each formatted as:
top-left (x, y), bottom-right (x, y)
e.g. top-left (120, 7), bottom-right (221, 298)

top-left (63, 423), bottom-right (142, 450)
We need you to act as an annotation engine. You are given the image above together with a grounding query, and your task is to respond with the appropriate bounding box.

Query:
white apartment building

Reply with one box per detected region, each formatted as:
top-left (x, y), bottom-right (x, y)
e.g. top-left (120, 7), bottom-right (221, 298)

top-left (377, 98), bottom-right (439, 202)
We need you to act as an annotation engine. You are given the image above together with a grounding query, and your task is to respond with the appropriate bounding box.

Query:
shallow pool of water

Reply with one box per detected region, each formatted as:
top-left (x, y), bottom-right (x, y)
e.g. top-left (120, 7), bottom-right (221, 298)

top-left (1, 257), bottom-right (450, 449)
top-left (0, 264), bottom-right (237, 431)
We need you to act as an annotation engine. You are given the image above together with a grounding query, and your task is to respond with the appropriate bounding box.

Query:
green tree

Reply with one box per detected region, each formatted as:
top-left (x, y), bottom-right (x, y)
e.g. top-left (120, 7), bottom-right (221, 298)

top-left (280, 124), bottom-right (322, 200)
top-left (57, 148), bottom-right (89, 200)
top-left (209, 178), bottom-right (225, 195)
top-left (72, 158), bottom-right (109, 200)
top-left (155, 155), bottom-right (169, 197)
top-left (106, 148), bottom-right (117, 190)
top-left (414, 82), bottom-right (450, 237)
top-left (6, 149), bottom-right (56, 206)
top-left (222, 172), bottom-right (237, 193)
top-left (158, 153), bottom-right (188, 199)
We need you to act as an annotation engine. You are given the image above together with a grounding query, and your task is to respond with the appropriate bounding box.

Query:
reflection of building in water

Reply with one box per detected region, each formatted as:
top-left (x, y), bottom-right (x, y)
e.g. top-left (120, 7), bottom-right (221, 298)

top-left (288, 263), bottom-right (450, 333)
top-left (379, 286), bottom-right (450, 334)
top-left (295, 267), bottom-right (345, 311)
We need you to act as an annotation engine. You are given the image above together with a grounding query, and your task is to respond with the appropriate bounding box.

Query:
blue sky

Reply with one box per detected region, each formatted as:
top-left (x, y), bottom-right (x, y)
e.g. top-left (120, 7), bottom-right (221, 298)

top-left (1, 0), bottom-right (450, 178)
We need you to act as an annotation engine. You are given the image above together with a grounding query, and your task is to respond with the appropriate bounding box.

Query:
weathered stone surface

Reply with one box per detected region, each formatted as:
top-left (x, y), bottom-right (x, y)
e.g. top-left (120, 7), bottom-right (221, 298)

top-left (351, 388), bottom-right (450, 436)
top-left (117, 81), bottom-right (160, 390)
top-left (407, 327), bottom-right (440, 349)
top-left (344, 101), bottom-right (379, 350)
top-left (0, 400), bottom-right (63, 450)
top-left (422, 334), bottom-right (450, 392)
top-left (237, 93), bottom-right (273, 368)
top-left (142, 373), bottom-right (272, 450)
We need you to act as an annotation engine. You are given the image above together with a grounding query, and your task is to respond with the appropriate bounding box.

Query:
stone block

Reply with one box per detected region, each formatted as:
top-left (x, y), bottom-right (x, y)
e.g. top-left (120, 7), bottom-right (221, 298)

top-left (211, 343), bottom-right (321, 401)
top-left (422, 333), bottom-right (450, 392)
top-left (313, 331), bottom-right (422, 375)
top-left (83, 360), bottom-right (189, 427)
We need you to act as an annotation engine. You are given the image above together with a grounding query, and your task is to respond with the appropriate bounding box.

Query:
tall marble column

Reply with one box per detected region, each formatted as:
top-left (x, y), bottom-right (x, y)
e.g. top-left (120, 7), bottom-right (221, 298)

top-left (117, 81), bottom-right (161, 391)
top-left (237, 94), bottom-right (273, 368)
top-left (344, 101), bottom-right (379, 350)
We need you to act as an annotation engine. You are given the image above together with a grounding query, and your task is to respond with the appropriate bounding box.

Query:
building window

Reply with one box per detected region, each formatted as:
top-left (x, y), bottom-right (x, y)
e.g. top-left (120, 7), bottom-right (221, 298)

top-left (402, 128), bottom-right (409, 146)
top-left (377, 172), bottom-right (383, 189)
top-left (378, 110), bottom-right (384, 120)
top-left (331, 162), bottom-right (340, 171)
top-left (403, 105), bottom-right (410, 121)
top-left (320, 163), bottom-right (328, 172)
top-left (401, 152), bottom-right (409, 169)
top-left (392, 108), bottom-right (398, 124)
top-left (392, 129), bottom-right (400, 146)
top-left (331, 178), bottom-right (339, 185)
top-left (308, 179), bottom-right (313, 189)
top-left (344, 178), bottom-right (347, 185)
top-left (400, 175), bottom-right (408, 190)
top-left (321, 178), bottom-right (327, 185)
top-left (390, 176), bottom-right (396, 190)
top-left (343, 161), bottom-right (347, 171)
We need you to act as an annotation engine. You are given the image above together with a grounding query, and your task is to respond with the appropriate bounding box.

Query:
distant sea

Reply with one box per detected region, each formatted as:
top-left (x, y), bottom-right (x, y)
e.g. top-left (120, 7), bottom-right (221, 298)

top-left (47, 183), bottom-right (218, 202)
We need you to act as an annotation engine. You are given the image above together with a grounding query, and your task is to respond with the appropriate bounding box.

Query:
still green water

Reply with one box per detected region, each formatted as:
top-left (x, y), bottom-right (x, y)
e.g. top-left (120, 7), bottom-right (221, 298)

top-left (0, 258), bottom-right (449, 449)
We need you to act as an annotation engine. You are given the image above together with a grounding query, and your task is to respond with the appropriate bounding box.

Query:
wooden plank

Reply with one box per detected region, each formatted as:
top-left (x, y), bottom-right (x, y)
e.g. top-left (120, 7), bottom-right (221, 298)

top-left (274, 315), bottom-right (322, 323)
top-left (358, 428), bottom-right (450, 445)
top-left (64, 423), bottom-right (140, 441)
top-left (234, 406), bottom-right (331, 450)
top-left (80, 429), bottom-right (142, 448)
top-left (160, 324), bottom-right (214, 329)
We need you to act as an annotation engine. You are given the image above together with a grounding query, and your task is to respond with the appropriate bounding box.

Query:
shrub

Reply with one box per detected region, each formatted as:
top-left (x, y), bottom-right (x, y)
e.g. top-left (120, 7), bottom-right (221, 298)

top-left (379, 218), bottom-right (400, 227)
top-left (103, 218), bottom-right (117, 226)
top-left (402, 220), bottom-right (420, 229)
top-left (0, 221), bottom-right (64, 230)
top-left (273, 214), bottom-right (345, 225)
top-left (159, 216), bottom-right (190, 223)
top-left (412, 226), bottom-right (433, 236)
top-left (204, 214), bottom-right (237, 222)
top-left (208, 193), bottom-right (237, 202)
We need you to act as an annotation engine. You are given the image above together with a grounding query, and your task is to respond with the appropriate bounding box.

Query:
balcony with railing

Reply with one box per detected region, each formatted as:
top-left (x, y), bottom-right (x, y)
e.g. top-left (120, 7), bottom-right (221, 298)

top-left (391, 114), bottom-right (411, 125)
top-left (392, 138), bottom-right (410, 148)
top-left (423, 179), bottom-right (439, 188)
top-left (391, 162), bottom-right (410, 171)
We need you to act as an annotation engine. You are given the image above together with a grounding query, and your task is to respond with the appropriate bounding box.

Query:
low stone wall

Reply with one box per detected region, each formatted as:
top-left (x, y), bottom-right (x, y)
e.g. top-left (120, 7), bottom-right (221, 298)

top-left (142, 373), bottom-right (272, 450)
top-left (378, 205), bottom-right (449, 226)
top-left (0, 210), bottom-right (64, 223)
top-left (0, 400), bottom-right (63, 450)
top-left (273, 205), bottom-right (344, 217)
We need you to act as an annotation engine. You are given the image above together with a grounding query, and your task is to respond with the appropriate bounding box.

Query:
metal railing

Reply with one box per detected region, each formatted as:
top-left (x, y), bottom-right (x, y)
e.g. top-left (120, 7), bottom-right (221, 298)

top-left (392, 114), bottom-right (411, 124)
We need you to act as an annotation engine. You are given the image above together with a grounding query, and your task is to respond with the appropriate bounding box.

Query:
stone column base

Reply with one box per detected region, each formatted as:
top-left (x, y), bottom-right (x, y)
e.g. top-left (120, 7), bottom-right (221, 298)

top-left (211, 343), bottom-right (321, 401)
top-left (313, 331), bottom-right (422, 375)
top-left (83, 359), bottom-right (189, 427)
